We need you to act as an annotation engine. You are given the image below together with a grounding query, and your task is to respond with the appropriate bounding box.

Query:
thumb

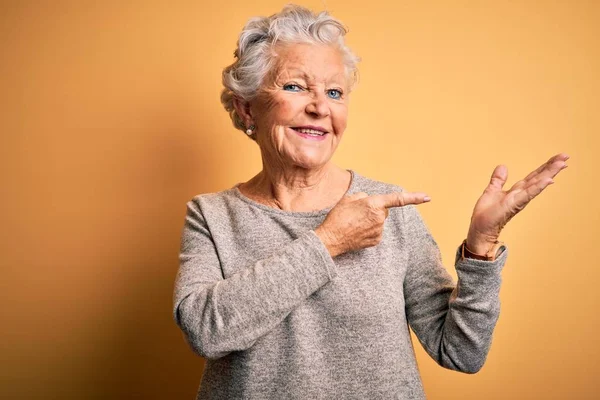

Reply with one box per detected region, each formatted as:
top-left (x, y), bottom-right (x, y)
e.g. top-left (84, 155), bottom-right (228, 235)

top-left (488, 165), bottom-right (508, 191)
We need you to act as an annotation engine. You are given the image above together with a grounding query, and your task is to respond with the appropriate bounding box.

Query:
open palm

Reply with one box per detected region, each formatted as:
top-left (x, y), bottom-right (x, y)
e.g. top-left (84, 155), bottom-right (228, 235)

top-left (467, 153), bottom-right (569, 251)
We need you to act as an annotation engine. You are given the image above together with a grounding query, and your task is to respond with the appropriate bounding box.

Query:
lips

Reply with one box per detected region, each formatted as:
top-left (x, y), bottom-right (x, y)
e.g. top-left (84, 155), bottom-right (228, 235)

top-left (288, 126), bottom-right (328, 141)
top-left (290, 126), bottom-right (328, 136)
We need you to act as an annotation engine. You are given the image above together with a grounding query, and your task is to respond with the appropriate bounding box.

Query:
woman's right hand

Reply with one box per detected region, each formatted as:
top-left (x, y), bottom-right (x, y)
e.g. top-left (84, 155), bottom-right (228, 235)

top-left (315, 191), bottom-right (431, 257)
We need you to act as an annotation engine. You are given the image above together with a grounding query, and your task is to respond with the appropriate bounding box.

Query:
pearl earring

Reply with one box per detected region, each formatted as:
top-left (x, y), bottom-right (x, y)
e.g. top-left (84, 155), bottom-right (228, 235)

top-left (245, 125), bottom-right (255, 136)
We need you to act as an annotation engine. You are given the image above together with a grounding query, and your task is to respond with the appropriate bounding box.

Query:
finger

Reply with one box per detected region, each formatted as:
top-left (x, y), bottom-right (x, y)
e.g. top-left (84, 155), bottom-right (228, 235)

top-left (509, 153), bottom-right (569, 192)
top-left (520, 161), bottom-right (567, 194)
top-left (523, 160), bottom-right (567, 184)
top-left (522, 153), bottom-right (569, 183)
top-left (487, 165), bottom-right (508, 191)
top-left (510, 165), bottom-right (561, 195)
top-left (508, 179), bottom-right (526, 192)
top-left (370, 192), bottom-right (431, 209)
top-left (510, 176), bottom-right (554, 211)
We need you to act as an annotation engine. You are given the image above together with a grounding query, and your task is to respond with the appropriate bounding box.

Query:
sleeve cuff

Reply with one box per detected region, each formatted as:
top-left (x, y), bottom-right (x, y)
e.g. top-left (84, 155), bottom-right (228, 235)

top-left (304, 230), bottom-right (339, 281)
top-left (454, 243), bottom-right (508, 274)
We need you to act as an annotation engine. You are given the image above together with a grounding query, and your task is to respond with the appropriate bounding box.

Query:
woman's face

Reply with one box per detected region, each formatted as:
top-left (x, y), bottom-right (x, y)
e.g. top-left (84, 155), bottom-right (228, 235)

top-left (250, 43), bottom-right (350, 171)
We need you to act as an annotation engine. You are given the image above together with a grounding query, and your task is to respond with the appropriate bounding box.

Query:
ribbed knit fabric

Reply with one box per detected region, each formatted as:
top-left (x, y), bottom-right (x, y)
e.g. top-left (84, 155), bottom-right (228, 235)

top-left (173, 170), bottom-right (508, 399)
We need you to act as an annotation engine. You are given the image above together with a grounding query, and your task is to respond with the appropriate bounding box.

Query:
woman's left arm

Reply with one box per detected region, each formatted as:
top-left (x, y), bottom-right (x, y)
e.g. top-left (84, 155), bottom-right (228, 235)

top-left (403, 153), bottom-right (569, 373)
top-left (403, 206), bottom-right (507, 373)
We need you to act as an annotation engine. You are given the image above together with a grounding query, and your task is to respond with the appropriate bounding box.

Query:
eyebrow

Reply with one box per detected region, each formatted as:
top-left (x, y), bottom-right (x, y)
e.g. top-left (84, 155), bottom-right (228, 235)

top-left (276, 67), bottom-right (347, 87)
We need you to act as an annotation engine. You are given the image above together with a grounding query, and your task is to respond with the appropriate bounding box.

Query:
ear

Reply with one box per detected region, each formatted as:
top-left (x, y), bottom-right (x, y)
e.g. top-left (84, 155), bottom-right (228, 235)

top-left (233, 97), bottom-right (254, 128)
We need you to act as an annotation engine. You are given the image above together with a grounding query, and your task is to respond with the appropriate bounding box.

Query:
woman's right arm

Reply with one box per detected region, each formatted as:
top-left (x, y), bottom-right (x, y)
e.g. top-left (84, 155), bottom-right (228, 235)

top-left (172, 199), bottom-right (337, 360)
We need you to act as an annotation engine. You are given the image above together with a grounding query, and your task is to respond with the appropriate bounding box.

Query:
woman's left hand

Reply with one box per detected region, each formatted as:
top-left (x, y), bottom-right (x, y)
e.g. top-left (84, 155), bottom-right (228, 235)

top-left (466, 152), bottom-right (570, 254)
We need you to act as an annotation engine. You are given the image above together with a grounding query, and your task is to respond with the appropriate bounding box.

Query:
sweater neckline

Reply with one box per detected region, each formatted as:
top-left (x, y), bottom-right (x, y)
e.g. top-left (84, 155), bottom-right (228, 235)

top-left (230, 170), bottom-right (358, 218)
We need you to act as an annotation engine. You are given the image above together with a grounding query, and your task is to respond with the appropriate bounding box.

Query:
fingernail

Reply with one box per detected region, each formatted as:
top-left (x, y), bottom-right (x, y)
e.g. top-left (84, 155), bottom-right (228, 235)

top-left (424, 196), bottom-right (431, 202)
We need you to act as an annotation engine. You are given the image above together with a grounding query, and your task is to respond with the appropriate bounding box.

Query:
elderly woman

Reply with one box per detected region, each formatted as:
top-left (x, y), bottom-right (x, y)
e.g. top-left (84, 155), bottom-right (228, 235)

top-left (173, 5), bottom-right (568, 399)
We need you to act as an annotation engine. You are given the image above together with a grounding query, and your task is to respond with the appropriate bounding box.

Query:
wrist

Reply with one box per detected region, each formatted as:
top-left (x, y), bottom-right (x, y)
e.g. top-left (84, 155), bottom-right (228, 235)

top-left (461, 238), bottom-right (505, 261)
top-left (466, 232), bottom-right (499, 255)
top-left (314, 227), bottom-right (343, 258)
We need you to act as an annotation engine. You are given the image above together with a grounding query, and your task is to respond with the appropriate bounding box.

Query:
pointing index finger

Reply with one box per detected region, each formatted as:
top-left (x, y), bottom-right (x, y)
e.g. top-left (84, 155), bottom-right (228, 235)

top-left (370, 192), bottom-right (431, 209)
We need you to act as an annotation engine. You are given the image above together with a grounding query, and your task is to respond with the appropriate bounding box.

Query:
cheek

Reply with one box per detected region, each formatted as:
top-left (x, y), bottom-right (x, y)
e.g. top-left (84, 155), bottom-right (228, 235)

top-left (264, 96), bottom-right (279, 113)
top-left (253, 92), bottom-right (282, 124)
top-left (274, 125), bottom-right (286, 150)
top-left (272, 98), bottom-right (297, 123)
top-left (333, 106), bottom-right (349, 133)
top-left (259, 98), bottom-right (291, 127)
top-left (269, 93), bottom-right (307, 123)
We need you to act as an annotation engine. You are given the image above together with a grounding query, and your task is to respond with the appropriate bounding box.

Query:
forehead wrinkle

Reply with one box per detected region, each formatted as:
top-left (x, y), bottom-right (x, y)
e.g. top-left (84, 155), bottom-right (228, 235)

top-left (269, 45), bottom-right (349, 88)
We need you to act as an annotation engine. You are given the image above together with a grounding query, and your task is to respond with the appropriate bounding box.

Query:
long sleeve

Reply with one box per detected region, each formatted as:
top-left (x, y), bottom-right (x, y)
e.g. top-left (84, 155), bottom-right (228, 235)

top-left (402, 204), bottom-right (508, 373)
top-left (172, 198), bottom-right (338, 360)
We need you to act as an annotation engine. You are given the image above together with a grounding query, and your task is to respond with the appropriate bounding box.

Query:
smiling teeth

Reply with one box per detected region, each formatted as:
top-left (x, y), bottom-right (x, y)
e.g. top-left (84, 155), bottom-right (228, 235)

top-left (296, 128), bottom-right (324, 135)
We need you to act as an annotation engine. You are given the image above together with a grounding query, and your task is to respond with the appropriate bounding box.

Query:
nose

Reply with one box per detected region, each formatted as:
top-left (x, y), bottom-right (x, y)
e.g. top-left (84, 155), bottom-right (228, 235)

top-left (305, 92), bottom-right (330, 118)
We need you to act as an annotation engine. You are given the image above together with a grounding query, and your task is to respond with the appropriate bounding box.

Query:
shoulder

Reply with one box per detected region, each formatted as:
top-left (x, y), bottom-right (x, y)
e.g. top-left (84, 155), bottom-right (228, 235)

top-left (190, 188), bottom-right (235, 204)
top-left (185, 187), bottom-right (240, 218)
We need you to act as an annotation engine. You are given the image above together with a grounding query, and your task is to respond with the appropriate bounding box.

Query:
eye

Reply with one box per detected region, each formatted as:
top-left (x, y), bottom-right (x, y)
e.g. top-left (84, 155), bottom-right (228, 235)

top-left (327, 89), bottom-right (343, 100)
top-left (283, 83), bottom-right (303, 92)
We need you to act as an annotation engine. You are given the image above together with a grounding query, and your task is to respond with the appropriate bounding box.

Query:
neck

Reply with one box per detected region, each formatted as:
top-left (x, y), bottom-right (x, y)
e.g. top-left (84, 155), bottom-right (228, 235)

top-left (240, 162), bottom-right (351, 212)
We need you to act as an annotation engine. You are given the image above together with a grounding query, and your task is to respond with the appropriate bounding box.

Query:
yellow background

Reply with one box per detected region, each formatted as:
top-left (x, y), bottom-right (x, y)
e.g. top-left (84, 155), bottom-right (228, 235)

top-left (2, 1), bottom-right (598, 399)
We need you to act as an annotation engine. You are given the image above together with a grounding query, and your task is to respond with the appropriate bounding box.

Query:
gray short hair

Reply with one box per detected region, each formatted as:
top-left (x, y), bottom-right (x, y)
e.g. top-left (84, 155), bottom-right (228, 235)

top-left (220, 4), bottom-right (360, 136)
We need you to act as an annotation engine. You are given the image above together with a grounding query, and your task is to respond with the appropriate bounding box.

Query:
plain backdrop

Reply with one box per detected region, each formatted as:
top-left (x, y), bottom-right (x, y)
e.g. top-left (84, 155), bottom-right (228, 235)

top-left (2, 0), bottom-right (599, 399)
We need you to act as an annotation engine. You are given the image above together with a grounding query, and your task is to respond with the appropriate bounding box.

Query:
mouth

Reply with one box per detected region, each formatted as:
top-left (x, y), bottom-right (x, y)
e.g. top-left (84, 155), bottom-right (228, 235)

top-left (290, 126), bottom-right (329, 137)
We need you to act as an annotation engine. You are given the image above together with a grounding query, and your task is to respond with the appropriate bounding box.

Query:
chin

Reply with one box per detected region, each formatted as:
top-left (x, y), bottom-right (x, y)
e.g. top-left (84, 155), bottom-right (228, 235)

top-left (290, 153), bottom-right (332, 170)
